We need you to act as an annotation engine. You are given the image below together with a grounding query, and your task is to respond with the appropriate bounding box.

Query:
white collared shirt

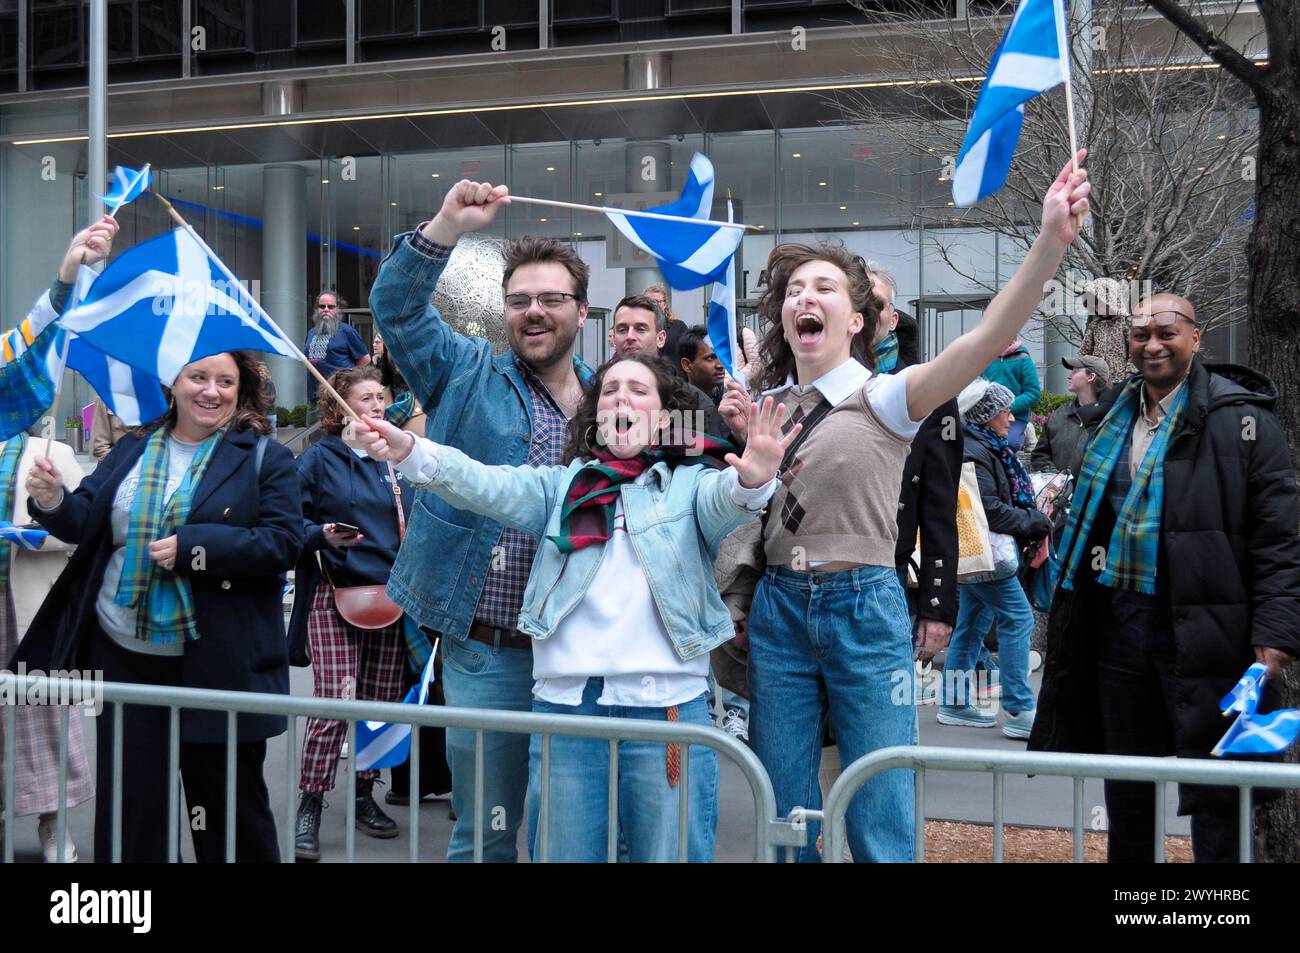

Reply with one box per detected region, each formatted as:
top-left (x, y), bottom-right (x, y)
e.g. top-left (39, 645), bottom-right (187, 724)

top-left (763, 357), bottom-right (923, 439)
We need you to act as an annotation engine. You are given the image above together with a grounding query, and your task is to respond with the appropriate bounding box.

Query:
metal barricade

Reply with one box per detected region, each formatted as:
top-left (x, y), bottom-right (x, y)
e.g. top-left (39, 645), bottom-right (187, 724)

top-left (820, 745), bottom-right (1300, 863)
top-left (0, 672), bottom-right (782, 863)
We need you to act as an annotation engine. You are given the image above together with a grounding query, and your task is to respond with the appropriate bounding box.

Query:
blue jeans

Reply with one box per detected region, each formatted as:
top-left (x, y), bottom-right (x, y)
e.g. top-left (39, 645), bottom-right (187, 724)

top-left (526, 679), bottom-right (718, 862)
top-left (441, 635), bottom-right (534, 863)
top-left (749, 565), bottom-right (918, 863)
top-left (945, 576), bottom-right (1034, 713)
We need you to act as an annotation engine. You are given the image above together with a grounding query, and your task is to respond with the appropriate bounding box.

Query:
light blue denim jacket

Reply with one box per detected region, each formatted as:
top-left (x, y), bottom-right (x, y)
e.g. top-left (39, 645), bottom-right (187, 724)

top-left (400, 441), bottom-right (767, 661)
top-left (368, 231), bottom-right (594, 641)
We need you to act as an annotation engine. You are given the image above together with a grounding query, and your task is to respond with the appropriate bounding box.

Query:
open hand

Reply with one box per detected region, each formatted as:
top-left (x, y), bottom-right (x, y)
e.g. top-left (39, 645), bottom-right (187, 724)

top-left (724, 396), bottom-right (801, 489)
top-left (423, 180), bottom-right (511, 246)
top-left (1040, 149), bottom-right (1091, 250)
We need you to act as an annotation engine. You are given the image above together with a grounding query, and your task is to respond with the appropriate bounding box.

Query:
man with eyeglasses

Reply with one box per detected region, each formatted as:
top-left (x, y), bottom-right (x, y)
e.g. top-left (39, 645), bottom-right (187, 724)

top-left (368, 179), bottom-right (593, 862)
top-left (1032, 293), bottom-right (1300, 862)
top-left (304, 291), bottom-right (369, 403)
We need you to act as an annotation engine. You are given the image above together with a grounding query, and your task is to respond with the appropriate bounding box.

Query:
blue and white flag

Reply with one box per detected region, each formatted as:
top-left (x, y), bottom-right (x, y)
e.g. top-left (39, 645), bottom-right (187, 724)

top-left (355, 647), bottom-right (438, 771)
top-left (13, 272), bottom-right (169, 426)
top-left (97, 165), bottom-right (152, 212)
top-left (605, 153), bottom-right (743, 291)
top-left (60, 228), bottom-right (296, 386)
top-left (952, 0), bottom-right (1069, 207)
top-left (705, 200), bottom-right (740, 380)
top-left (0, 522), bottom-right (49, 550)
top-left (1213, 708), bottom-right (1300, 757)
top-left (1219, 662), bottom-right (1267, 717)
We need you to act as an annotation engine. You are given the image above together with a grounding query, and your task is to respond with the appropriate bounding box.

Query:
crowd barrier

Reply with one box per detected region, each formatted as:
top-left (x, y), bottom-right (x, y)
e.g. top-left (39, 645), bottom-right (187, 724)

top-left (5, 673), bottom-right (1300, 863)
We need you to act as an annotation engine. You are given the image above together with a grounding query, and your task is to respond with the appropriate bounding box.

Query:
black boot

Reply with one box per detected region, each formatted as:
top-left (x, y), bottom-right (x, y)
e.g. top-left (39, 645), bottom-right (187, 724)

top-left (295, 791), bottom-right (323, 862)
top-left (356, 779), bottom-right (399, 839)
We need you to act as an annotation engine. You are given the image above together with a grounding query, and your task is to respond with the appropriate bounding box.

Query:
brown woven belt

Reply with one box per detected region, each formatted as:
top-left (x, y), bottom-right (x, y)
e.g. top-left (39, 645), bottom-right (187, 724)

top-left (466, 622), bottom-right (533, 652)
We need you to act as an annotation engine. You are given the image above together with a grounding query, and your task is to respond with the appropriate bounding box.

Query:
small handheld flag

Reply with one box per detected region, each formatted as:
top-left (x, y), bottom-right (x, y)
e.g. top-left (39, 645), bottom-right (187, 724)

top-left (1213, 708), bottom-right (1300, 757)
top-left (605, 153), bottom-right (743, 291)
top-left (1219, 662), bottom-right (1266, 717)
top-left (354, 644), bottom-right (438, 771)
top-left (705, 199), bottom-right (740, 379)
top-left (952, 0), bottom-right (1069, 207)
top-left (97, 165), bottom-right (152, 212)
top-left (0, 522), bottom-right (49, 551)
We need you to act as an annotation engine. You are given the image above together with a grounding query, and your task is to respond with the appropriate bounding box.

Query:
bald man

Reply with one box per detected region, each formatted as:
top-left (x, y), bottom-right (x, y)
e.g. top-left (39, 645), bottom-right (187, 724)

top-left (1031, 292), bottom-right (1300, 862)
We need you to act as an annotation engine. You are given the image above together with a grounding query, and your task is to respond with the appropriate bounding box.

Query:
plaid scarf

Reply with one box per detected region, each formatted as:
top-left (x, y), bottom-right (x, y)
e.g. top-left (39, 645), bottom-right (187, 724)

top-left (0, 433), bottom-right (26, 583)
top-left (965, 423), bottom-right (1036, 509)
top-left (114, 427), bottom-right (225, 644)
top-left (546, 435), bottom-right (735, 554)
top-left (875, 332), bottom-right (899, 373)
top-left (385, 390), bottom-right (416, 428)
top-left (0, 323), bottom-right (60, 442)
top-left (1057, 379), bottom-right (1188, 595)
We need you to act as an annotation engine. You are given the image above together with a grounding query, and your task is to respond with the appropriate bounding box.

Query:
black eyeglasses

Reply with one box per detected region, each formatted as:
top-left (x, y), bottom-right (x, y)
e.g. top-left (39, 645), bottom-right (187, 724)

top-left (505, 292), bottom-right (580, 312)
top-left (318, 302), bottom-right (338, 310)
top-left (1131, 310), bottom-right (1194, 328)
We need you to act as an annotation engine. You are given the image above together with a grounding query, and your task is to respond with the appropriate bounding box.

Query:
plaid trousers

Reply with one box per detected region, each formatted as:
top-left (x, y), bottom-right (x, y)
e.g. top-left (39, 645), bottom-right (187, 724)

top-left (300, 584), bottom-right (406, 793)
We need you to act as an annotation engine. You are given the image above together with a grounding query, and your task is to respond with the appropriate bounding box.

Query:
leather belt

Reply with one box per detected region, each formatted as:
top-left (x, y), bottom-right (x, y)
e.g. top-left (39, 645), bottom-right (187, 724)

top-left (466, 621), bottom-right (532, 651)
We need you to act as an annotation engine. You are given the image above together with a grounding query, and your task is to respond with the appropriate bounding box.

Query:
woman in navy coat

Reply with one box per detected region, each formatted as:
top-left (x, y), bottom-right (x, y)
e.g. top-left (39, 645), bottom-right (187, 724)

top-left (16, 350), bottom-right (302, 862)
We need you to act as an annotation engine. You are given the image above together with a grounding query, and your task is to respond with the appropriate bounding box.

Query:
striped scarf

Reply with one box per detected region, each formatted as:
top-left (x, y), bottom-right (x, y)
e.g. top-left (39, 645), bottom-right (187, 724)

top-left (874, 332), bottom-right (899, 373)
top-left (0, 433), bottom-right (26, 583)
top-left (385, 390), bottom-right (416, 428)
top-left (1057, 379), bottom-right (1188, 595)
top-left (114, 427), bottom-right (225, 644)
top-left (965, 423), bottom-right (1036, 509)
top-left (546, 435), bottom-right (734, 554)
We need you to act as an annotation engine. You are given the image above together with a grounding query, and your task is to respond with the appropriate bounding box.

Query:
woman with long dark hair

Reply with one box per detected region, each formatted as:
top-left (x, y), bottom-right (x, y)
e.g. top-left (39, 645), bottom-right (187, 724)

top-left (717, 155), bottom-right (1091, 862)
top-left (18, 349), bottom-right (302, 862)
top-left (350, 352), bottom-right (798, 861)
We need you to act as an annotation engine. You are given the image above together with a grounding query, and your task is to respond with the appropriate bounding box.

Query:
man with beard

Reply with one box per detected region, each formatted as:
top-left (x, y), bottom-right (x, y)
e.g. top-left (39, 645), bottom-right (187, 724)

top-left (303, 291), bottom-right (369, 402)
top-left (369, 179), bottom-right (592, 862)
top-left (607, 295), bottom-right (729, 442)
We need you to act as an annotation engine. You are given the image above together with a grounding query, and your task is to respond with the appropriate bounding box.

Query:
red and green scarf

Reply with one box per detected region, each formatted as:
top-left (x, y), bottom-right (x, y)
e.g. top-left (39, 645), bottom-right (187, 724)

top-left (546, 434), bottom-right (735, 554)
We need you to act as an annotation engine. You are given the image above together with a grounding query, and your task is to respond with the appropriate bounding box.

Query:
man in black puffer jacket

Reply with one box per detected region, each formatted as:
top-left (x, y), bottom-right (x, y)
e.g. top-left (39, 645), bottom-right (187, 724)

top-left (1029, 293), bottom-right (1300, 862)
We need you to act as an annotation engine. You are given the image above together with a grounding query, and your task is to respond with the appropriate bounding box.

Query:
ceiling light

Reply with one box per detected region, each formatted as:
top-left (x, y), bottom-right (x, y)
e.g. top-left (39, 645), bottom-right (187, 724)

top-left (390, 201), bottom-right (397, 206)
top-left (431, 172), bottom-right (440, 178)
top-left (839, 205), bottom-right (847, 210)
top-left (574, 232), bottom-right (582, 236)
top-left (756, 224), bottom-right (765, 229)
top-left (819, 181), bottom-right (828, 187)
top-left (792, 153), bottom-right (802, 158)
top-left (1217, 135), bottom-right (1228, 140)
top-left (539, 217), bottom-right (548, 222)
top-left (594, 191), bottom-right (603, 197)
top-left (852, 221), bottom-right (860, 226)
top-left (545, 166), bottom-right (556, 172)
top-left (211, 185), bottom-right (224, 190)
top-left (352, 225), bottom-right (360, 231)
top-left (947, 201), bottom-right (955, 206)
top-left (321, 179), bottom-right (330, 184)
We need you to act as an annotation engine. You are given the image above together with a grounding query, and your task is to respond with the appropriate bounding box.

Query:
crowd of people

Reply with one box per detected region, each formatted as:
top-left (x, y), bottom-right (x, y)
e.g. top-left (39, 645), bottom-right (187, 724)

top-left (3, 148), bottom-right (1298, 865)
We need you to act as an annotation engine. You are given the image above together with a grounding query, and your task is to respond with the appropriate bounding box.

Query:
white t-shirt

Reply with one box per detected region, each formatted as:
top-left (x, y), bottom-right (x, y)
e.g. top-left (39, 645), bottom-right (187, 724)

top-left (96, 435), bottom-right (202, 656)
top-left (764, 358), bottom-right (924, 439)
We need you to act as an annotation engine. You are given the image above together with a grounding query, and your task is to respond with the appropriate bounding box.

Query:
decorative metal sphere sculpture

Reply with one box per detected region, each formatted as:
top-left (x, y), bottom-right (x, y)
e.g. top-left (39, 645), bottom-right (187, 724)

top-left (430, 233), bottom-right (509, 354)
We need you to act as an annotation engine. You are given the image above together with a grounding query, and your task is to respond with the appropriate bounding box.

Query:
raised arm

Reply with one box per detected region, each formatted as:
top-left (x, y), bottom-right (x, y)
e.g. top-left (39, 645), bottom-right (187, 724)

top-left (369, 180), bottom-right (512, 411)
top-left (905, 152), bottom-right (1090, 422)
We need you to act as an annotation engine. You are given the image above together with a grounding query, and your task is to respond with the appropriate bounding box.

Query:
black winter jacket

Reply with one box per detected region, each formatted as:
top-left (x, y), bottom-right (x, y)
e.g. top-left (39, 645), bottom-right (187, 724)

top-left (963, 430), bottom-right (1051, 544)
top-left (1030, 360), bottom-right (1300, 775)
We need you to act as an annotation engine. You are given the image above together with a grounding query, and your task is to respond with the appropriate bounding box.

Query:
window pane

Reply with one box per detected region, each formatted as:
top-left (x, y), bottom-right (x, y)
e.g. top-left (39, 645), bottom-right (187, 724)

top-left (297, 0), bottom-right (346, 43)
top-left (32, 5), bottom-right (81, 68)
top-left (359, 0), bottom-right (416, 37)
top-left (196, 0), bottom-right (249, 51)
top-left (137, 0), bottom-right (182, 57)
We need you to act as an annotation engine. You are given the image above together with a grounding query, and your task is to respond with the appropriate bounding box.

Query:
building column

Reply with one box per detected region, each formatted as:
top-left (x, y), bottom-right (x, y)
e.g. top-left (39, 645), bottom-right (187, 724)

top-left (262, 163), bottom-right (308, 407)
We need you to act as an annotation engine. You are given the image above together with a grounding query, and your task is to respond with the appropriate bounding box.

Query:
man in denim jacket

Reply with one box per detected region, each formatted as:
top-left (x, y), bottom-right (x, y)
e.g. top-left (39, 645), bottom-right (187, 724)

top-left (369, 180), bottom-right (593, 861)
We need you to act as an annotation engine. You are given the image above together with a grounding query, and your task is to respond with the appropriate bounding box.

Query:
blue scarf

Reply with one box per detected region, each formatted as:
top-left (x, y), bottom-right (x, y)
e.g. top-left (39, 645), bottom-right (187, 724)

top-left (875, 333), bottom-right (899, 373)
top-left (965, 423), bottom-right (1036, 509)
top-left (0, 433), bottom-right (26, 583)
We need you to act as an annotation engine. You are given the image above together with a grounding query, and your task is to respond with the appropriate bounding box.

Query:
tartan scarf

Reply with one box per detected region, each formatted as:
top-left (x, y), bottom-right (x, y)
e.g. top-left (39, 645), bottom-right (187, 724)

top-left (0, 433), bottom-right (26, 583)
top-left (1057, 378), bottom-right (1188, 595)
top-left (546, 435), bottom-right (735, 554)
top-left (385, 390), bottom-right (416, 428)
top-left (874, 333), bottom-right (899, 373)
top-left (114, 426), bottom-right (225, 644)
top-left (965, 423), bottom-right (1036, 509)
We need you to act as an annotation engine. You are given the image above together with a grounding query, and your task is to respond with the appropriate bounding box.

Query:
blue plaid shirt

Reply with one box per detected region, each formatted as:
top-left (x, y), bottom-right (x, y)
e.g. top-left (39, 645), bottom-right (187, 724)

top-left (409, 223), bottom-right (573, 632)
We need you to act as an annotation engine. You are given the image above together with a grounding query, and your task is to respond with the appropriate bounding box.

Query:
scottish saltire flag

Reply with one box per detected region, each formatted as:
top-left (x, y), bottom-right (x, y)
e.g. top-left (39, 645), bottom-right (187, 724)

top-left (1214, 708), bottom-right (1300, 757)
top-left (605, 153), bottom-right (743, 290)
top-left (1219, 662), bottom-right (1267, 717)
top-left (12, 275), bottom-right (169, 426)
top-left (60, 228), bottom-right (296, 386)
top-left (97, 165), bottom-right (151, 212)
top-left (952, 0), bottom-right (1069, 207)
top-left (706, 200), bottom-right (740, 379)
top-left (0, 522), bottom-right (49, 550)
top-left (355, 648), bottom-right (437, 771)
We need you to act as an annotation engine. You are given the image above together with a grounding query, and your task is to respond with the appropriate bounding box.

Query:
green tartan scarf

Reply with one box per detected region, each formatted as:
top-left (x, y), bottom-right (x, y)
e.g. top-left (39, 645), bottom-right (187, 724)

top-left (114, 426), bottom-right (225, 644)
top-left (1056, 378), bottom-right (1188, 595)
top-left (0, 432), bottom-right (26, 583)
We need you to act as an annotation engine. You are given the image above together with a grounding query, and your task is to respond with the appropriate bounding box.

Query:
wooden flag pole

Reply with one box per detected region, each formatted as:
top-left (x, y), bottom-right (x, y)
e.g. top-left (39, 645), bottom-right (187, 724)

top-left (151, 192), bottom-right (373, 433)
top-left (46, 164), bottom-right (151, 456)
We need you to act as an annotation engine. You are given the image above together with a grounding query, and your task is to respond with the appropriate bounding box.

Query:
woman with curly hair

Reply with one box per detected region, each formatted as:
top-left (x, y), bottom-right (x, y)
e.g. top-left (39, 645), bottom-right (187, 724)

top-left (350, 352), bottom-right (799, 862)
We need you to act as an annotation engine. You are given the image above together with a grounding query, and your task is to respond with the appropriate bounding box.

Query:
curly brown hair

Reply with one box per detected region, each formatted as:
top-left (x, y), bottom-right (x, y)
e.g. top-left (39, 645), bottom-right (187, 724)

top-left (318, 364), bottom-right (384, 435)
top-left (137, 351), bottom-right (273, 437)
top-left (753, 242), bottom-right (882, 393)
top-left (562, 353), bottom-right (696, 465)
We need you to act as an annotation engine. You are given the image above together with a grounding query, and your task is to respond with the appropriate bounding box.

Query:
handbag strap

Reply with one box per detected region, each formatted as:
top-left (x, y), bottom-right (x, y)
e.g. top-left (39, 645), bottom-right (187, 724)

top-left (386, 461), bottom-right (406, 541)
top-left (760, 397), bottom-right (833, 536)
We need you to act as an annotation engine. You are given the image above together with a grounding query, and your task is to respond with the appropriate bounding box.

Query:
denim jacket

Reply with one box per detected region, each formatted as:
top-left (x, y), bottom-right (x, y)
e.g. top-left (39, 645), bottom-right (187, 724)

top-left (402, 441), bottom-right (765, 660)
top-left (368, 231), bottom-right (594, 640)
